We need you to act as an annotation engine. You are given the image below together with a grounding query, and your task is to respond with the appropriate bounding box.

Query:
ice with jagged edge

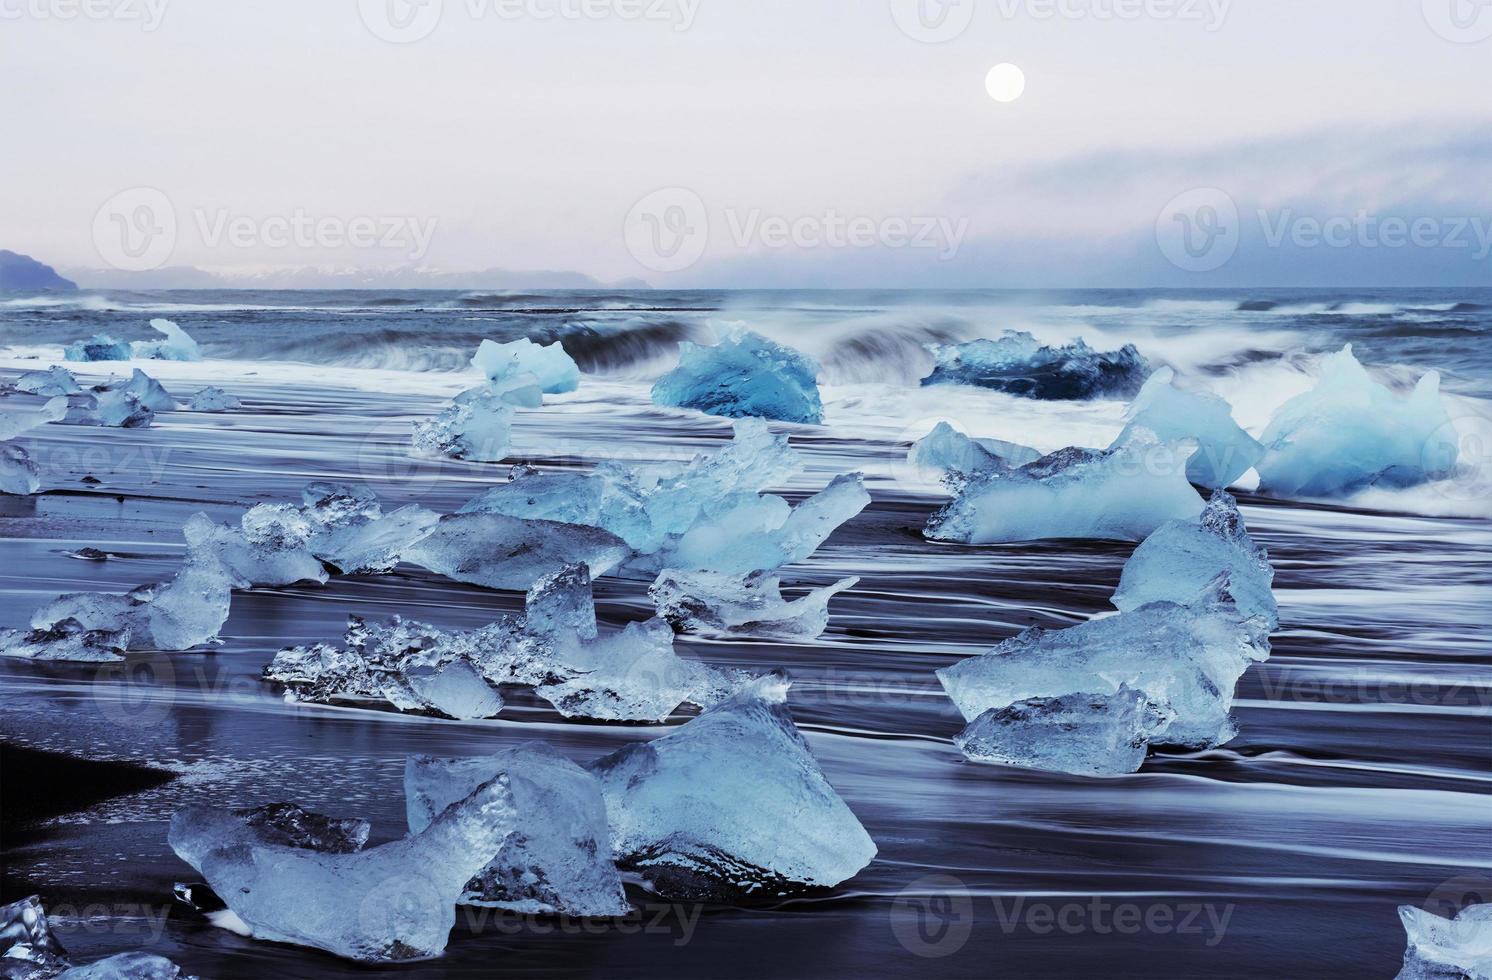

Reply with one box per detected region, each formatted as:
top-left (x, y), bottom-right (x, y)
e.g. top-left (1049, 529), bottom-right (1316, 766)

top-left (921, 331), bottom-right (1150, 400)
top-left (953, 687), bottom-right (1171, 776)
top-left (1113, 489), bottom-right (1278, 629)
top-left (59, 389), bottom-right (153, 428)
top-left (1110, 367), bottom-right (1264, 488)
top-left (938, 579), bottom-right (1271, 754)
top-left (174, 775), bottom-right (519, 963)
top-left (412, 391), bottom-right (514, 462)
top-left (1257, 345), bottom-right (1458, 497)
top-left (299, 482), bottom-right (441, 575)
top-left (650, 569), bottom-right (859, 639)
top-left (32, 560), bottom-right (234, 652)
top-left (925, 430), bottom-right (1203, 543)
top-left (472, 337), bottom-right (580, 394)
top-left (133, 318), bottom-right (202, 361)
top-left (651, 329), bottom-right (824, 424)
top-left (0, 394), bottom-right (66, 440)
top-left (184, 505), bottom-right (329, 588)
top-left (64, 334), bottom-right (134, 361)
top-left (1, 443), bottom-right (41, 495)
top-left (189, 387), bottom-right (240, 412)
top-left (15, 366), bottom-right (82, 396)
top-left (0, 618), bottom-right (129, 662)
top-left (99, 369), bottom-right (177, 412)
top-left (1, 894), bottom-right (196, 979)
top-left (406, 511), bottom-right (629, 591)
top-left (1396, 903), bottom-right (1492, 980)
top-left (170, 801), bottom-right (371, 874)
top-left (405, 745), bottom-right (629, 916)
top-left (907, 421), bottom-right (1040, 484)
top-left (587, 673), bottom-right (876, 899)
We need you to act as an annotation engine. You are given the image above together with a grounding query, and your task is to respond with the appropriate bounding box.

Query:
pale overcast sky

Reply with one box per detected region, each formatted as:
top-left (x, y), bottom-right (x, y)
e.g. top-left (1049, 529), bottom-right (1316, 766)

top-left (3, 0), bottom-right (1490, 286)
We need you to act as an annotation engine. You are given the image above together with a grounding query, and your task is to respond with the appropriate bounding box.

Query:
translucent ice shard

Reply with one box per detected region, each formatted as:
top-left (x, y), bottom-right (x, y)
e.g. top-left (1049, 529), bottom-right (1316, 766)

top-left (1396, 903), bottom-right (1492, 980)
top-left (299, 483), bottom-right (439, 575)
top-left (188, 387), bottom-right (240, 412)
top-left (472, 338), bottom-right (581, 394)
top-left (925, 433), bottom-right (1203, 543)
top-left (0, 395), bottom-right (66, 440)
top-left (182, 775), bottom-right (518, 963)
top-left (907, 421), bottom-right (1040, 483)
top-left (0, 618), bottom-right (128, 662)
top-left (183, 507), bottom-right (329, 588)
top-left (0, 895), bottom-right (71, 976)
top-left (403, 660), bottom-right (504, 720)
top-left (1110, 368), bottom-right (1264, 488)
top-left (97, 370), bottom-right (176, 412)
top-left (0, 443), bottom-right (41, 495)
top-left (1113, 489), bottom-right (1278, 629)
top-left (650, 569), bottom-right (859, 639)
top-left (952, 687), bottom-right (1171, 776)
top-left (131, 318), bottom-right (202, 361)
top-left (405, 513), bottom-right (629, 591)
top-left (33, 560), bottom-right (233, 652)
top-left (56, 951), bottom-right (194, 979)
top-left (59, 390), bottom-right (154, 428)
top-left (15, 366), bottom-right (81, 396)
top-left (1257, 345), bottom-right (1458, 497)
top-left (588, 675), bottom-right (876, 899)
top-left (651, 329), bottom-right (824, 424)
top-left (534, 617), bottom-right (725, 722)
top-left (412, 394), bottom-right (514, 462)
top-left (405, 745), bottom-right (629, 916)
top-left (937, 582), bottom-right (1271, 752)
top-left (921, 331), bottom-right (1150, 400)
top-left (170, 801), bottom-right (371, 873)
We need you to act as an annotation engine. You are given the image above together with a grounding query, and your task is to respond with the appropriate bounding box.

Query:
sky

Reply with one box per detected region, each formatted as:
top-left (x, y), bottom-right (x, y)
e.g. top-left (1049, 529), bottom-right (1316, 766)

top-left (2, 0), bottom-right (1490, 287)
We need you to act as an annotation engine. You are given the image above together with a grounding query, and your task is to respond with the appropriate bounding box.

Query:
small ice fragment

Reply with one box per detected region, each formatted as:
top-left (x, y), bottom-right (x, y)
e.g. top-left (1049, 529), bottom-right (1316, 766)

top-left (587, 673), bottom-right (877, 899)
top-left (1396, 903), bottom-right (1492, 980)
top-left (908, 422), bottom-right (1040, 482)
top-left (1257, 345), bottom-right (1458, 497)
top-left (1113, 489), bottom-right (1278, 629)
top-left (0, 395), bottom-right (67, 440)
top-left (403, 660), bottom-right (504, 720)
top-left (179, 776), bottom-right (518, 963)
top-left (1110, 367), bottom-right (1264, 488)
top-left (651, 329), bottom-right (824, 424)
top-left (471, 338), bottom-right (580, 394)
top-left (64, 334), bottom-right (133, 362)
top-left (131, 318), bottom-right (202, 361)
top-left (0, 895), bottom-right (71, 975)
top-left (0, 618), bottom-right (128, 662)
top-left (405, 745), bottom-right (629, 916)
top-left (952, 687), bottom-right (1171, 776)
top-left (412, 395), bottom-right (513, 462)
top-left (405, 513), bottom-right (629, 591)
top-left (188, 387), bottom-right (240, 412)
top-left (522, 562), bottom-right (598, 641)
top-left (97, 370), bottom-right (176, 413)
top-left (56, 951), bottom-right (193, 979)
top-left (534, 618), bottom-right (720, 722)
top-left (170, 801), bottom-right (371, 873)
top-left (650, 569), bottom-right (859, 639)
top-left (15, 366), bottom-right (81, 396)
top-left (921, 331), bottom-right (1150, 400)
top-left (0, 443), bottom-right (41, 495)
top-left (925, 432), bottom-right (1203, 544)
top-left (183, 508), bottom-right (329, 588)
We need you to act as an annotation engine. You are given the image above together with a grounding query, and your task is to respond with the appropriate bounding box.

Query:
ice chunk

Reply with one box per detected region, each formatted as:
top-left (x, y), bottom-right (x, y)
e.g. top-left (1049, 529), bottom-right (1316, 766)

top-left (183, 507), bottom-right (329, 588)
top-left (0, 395), bottom-right (66, 440)
top-left (1111, 367), bottom-right (1264, 488)
top-left (170, 801), bottom-right (371, 873)
top-left (925, 433), bottom-right (1203, 543)
top-left (1396, 903), bottom-right (1492, 980)
top-left (188, 387), bottom-right (240, 412)
top-left (298, 483), bottom-right (439, 575)
top-left (59, 390), bottom-right (154, 428)
top-left (922, 331), bottom-right (1150, 400)
top-left (522, 562), bottom-right (598, 641)
top-left (405, 513), bottom-right (628, 591)
top-left (651, 570), bottom-right (859, 639)
top-left (952, 688), bottom-right (1170, 776)
top-left (938, 583), bottom-right (1270, 751)
top-left (907, 422), bottom-right (1040, 483)
top-left (1113, 489), bottom-right (1278, 629)
top-left (182, 775), bottom-right (518, 963)
top-left (471, 338), bottom-right (580, 394)
top-left (14, 366), bottom-right (81, 396)
top-left (651, 329), bottom-right (824, 424)
top-left (0, 895), bottom-right (71, 976)
top-left (1257, 345), bottom-right (1458, 497)
top-left (405, 745), bottom-right (629, 916)
top-left (412, 394), bottom-right (513, 462)
top-left (0, 443), bottom-right (41, 495)
top-left (454, 373), bottom-right (543, 409)
top-left (588, 674), bottom-right (875, 898)
top-left (534, 618), bottom-right (723, 722)
top-left (56, 952), bottom-right (193, 979)
top-left (97, 370), bottom-right (176, 413)
top-left (131, 318), bottom-right (202, 361)
top-left (0, 618), bottom-right (128, 662)
top-left (403, 660), bottom-right (504, 720)
top-left (33, 560), bottom-right (234, 652)
top-left (64, 334), bottom-right (133, 361)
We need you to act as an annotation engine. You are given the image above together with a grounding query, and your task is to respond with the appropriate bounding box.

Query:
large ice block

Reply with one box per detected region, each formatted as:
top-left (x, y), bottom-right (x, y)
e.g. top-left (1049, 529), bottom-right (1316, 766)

top-left (97, 370), bottom-right (176, 413)
top-left (132, 319), bottom-right (202, 361)
top-left (471, 338), bottom-right (580, 394)
top-left (59, 390), bottom-right (154, 428)
top-left (952, 688), bottom-right (1170, 776)
top-left (183, 508), bottom-right (329, 588)
top-left (650, 569), bottom-right (859, 639)
top-left (33, 560), bottom-right (234, 652)
top-left (651, 329), bottom-right (824, 424)
top-left (405, 745), bottom-right (629, 916)
top-left (1257, 345), bottom-right (1458, 497)
top-left (0, 618), bottom-right (128, 662)
top-left (64, 334), bottom-right (133, 362)
top-left (15, 366), bottom-right (81, 396)
top-left (1111, 367), bottom-right (1264, 488)
top-left (587, 674), bottom-right (877, 899)
top-left (921, 331), bottom-right (1150, 400)
top-left (405, 513), bottom-right (629, 591)
top-left (1396, 903), bottom-right (1492, 980)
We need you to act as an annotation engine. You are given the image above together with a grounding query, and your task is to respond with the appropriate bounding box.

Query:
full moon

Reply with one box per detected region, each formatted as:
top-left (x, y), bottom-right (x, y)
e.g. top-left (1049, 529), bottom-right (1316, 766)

top-left (985, 63), bottom-right (1026, 103)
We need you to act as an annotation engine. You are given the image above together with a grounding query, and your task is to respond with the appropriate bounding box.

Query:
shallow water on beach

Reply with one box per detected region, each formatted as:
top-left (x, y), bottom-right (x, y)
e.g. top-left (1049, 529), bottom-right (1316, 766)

top-left (1, 288), bottom-right (1489, 979)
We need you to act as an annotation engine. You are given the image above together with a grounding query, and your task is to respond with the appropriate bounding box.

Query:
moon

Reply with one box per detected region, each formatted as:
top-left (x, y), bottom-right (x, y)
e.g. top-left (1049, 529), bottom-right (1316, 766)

top-left (985, 63), bottom-right (1027, 103)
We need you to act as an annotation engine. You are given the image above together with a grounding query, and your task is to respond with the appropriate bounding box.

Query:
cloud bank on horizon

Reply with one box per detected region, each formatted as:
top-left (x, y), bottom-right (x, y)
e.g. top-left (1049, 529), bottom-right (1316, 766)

top-left (3, 0), bottom-right (1488, 287)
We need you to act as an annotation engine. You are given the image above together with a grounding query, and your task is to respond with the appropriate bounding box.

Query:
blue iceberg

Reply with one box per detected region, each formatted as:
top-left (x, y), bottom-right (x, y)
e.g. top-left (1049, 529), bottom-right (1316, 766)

top-left (651, 329), bottom-right (824, 424)
top-left (1256, 345), bottom-right (1458, 498)
top-left (472, 338), bottom-right (579, 394)
top-left (1111, 367), bottom-right (1263, 488)
top-left (64, 334), bottom-right (133, 362)
top-left (921, 331), bottom-right (1150, 400)
top-left (132, 318), bottom-right (202, 361)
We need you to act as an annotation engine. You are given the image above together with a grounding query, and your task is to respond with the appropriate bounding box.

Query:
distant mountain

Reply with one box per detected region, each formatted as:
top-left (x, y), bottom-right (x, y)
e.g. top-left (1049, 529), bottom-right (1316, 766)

top-left (0, 251), bottom-right (77, 291)
top-left (61, 264), bottom-right (650, 291)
